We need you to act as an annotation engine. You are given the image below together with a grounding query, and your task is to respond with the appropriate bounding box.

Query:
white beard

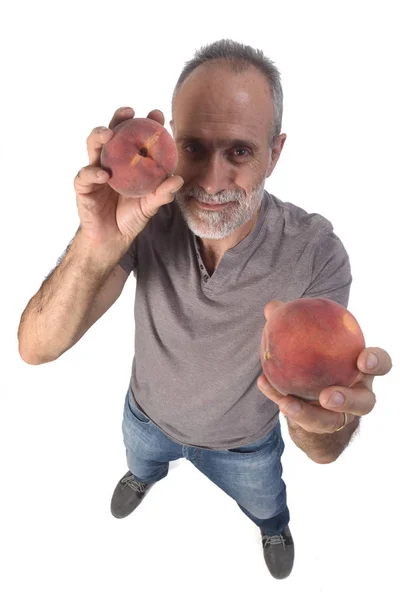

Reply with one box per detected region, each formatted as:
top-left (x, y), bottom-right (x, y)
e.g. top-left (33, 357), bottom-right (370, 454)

top-left (174, 178), bottom-right (266, 240)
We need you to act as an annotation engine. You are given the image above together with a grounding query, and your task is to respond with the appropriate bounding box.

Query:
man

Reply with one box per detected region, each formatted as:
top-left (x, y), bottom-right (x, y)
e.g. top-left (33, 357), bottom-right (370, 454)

top-left (18, 39), bottom-right (392, 580)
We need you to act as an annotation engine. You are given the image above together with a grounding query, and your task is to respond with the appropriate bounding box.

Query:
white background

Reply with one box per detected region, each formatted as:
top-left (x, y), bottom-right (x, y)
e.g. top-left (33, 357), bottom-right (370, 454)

top-left (2, 1), bottom-right (399, 598)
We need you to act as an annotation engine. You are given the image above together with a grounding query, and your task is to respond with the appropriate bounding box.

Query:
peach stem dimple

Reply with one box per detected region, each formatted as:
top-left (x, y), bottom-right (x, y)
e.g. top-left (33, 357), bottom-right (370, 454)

top-left (130, 132), bottom-right (161, 167)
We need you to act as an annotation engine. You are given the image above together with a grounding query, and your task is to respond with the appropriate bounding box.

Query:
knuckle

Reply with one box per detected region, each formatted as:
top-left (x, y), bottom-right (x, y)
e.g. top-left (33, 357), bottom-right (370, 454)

top-left (88, 127), bottom-right (99, 140)
top-left (95, 126), bottom-right (109, 136)
top-left (87, 127), bottom-right (107, 145)
top-left (75, 165), bottom-right (93, 182)
top-left (74, 168), bottom-right (87, 186)
top-left (75, 166), bottom-right (84, 180)
top-left (369, 392), bottom-right (377, 413)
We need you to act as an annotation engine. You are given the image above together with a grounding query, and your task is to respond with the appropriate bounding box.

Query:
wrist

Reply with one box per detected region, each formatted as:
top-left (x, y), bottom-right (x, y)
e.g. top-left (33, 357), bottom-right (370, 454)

top-left (286, 415), bottom-right (361, 463)
top-left (73, 227), bottom-right (129, 271)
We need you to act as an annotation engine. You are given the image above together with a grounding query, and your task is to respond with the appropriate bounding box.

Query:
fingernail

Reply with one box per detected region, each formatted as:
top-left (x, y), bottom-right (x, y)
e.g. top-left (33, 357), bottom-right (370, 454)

top-left (285, 402), bottom-right (301, 417)
top-left (367, 353), bottom-right (378, 370)
top-left (329, 391), bottom-right (345, 407)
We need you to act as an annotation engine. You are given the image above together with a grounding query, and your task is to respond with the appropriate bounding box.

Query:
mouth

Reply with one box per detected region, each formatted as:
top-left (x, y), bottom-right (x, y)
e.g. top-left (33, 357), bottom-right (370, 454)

top-left (190, 196), bottom-right (232, 211)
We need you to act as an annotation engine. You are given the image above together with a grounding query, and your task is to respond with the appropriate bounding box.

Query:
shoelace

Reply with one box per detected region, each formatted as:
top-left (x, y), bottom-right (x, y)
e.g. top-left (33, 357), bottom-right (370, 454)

top-left (261, 532), bottom-right (287, 549)
top-left (121, 474), bottom-right (147, 494)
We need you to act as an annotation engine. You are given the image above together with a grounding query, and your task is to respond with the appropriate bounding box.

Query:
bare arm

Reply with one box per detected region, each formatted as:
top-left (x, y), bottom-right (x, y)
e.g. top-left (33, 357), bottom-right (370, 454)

top-left (285, 415), bottom-right (361, 464)
top-left (18, 105), bottom-right (182, 365)
top-left (18, 229), bottom-right (129, 365)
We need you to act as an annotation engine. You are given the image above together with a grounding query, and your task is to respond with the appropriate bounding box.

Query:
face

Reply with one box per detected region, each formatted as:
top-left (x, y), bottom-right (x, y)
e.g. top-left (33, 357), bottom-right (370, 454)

top-left (171, 61), bottom-right (286, 240)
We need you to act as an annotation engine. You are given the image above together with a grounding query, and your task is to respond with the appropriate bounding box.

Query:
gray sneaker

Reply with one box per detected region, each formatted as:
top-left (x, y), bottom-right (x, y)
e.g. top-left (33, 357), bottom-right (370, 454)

top-left (261, 525), bottom-right (295, 579)
top-left (111, 471), bottom-right (155, 519)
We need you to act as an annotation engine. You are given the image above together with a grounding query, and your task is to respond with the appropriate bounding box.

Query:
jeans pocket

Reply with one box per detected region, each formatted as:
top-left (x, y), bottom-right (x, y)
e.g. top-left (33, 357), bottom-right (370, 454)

top-left (126, 391), bottom-right (151, 425)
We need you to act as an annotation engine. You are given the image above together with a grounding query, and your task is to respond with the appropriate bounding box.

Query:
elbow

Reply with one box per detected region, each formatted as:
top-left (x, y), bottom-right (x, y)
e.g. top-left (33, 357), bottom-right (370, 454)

top-left (311, 455), bottom-right (337, 465)
top-left (18, 326), bottom-right (41, 365)
top-left (18, 333), bottom-right (54, 365)
top-left (18, 340), bottom-right (62, 365)
top-left (18, 318), bottom-right (54, 365)
top-left (18, 343), bottom-right (45, 365)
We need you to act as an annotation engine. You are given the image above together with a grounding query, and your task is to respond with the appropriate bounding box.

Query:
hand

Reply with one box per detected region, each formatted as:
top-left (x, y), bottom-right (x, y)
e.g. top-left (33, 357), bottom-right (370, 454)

top-left (257, 300), bottom-right (393, 434)
top-left (74, 106), bottom-right (183, 256)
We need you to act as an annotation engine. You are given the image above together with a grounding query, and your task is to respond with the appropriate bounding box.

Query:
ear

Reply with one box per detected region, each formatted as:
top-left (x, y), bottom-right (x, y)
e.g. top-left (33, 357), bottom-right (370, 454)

top-left (266, 133), bottom-right (287, 178)
top-left (170, 119), bottom-right (175, 134)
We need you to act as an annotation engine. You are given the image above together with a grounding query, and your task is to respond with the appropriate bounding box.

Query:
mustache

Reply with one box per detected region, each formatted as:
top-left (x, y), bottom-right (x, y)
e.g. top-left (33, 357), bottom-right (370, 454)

top-left (176, 187), bottom-right (246, 205)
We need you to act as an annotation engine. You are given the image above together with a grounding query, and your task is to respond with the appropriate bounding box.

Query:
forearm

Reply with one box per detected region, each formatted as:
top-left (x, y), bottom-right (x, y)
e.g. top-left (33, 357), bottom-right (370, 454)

top-left (286, 415), bottom-right (361, 463)
top-left (18, 228), bottom-right (120, 364)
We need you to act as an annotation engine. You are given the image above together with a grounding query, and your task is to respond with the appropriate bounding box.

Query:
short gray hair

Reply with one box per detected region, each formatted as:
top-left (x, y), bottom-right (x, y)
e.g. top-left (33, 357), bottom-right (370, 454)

top-left (171, 39), bottom-right (283, 148)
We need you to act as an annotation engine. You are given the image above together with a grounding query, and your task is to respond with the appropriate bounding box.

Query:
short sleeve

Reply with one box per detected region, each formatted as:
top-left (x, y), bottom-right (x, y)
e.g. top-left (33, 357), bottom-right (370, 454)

top-left (302, 231), bottom-right (352, 308)
top-left (118, 238), bottom-right (138, 276)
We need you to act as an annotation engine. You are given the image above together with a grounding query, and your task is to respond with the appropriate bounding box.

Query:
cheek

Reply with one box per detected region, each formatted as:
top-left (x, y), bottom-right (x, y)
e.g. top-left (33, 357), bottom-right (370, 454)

top-left (248, 161), bottom-right (268, 188)
top-left (175, 154), bottom-right (195, 179)
top-left (235, 170), bottom-right (262, 195)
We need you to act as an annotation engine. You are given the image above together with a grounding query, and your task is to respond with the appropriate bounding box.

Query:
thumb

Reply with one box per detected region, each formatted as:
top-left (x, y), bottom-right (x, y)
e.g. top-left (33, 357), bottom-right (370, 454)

top-left (155, 175), bottom-right (184, 200)
top-left (143, 175), bottom-right (184, 218)
top-left (263, 299), bottom-right (284, 321)
top-left (170, 175), bottom-right (184, 193)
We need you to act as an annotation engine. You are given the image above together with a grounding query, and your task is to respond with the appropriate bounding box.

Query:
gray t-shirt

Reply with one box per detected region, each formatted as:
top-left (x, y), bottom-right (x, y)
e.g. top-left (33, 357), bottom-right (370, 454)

top-left (118, 190), bottom-right (352, 450)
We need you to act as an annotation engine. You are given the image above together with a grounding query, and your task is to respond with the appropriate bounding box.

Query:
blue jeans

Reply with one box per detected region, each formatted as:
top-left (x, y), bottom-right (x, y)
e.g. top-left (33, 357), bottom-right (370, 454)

top-left (122, 389), bottom-right (290, 535)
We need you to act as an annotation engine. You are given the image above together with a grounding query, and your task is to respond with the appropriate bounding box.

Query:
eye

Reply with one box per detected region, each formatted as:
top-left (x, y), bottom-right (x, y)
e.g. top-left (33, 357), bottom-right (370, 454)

top-left (232, 148), bottom-right (250, 157)
top-left (184, 144), bottom-right (202, 153)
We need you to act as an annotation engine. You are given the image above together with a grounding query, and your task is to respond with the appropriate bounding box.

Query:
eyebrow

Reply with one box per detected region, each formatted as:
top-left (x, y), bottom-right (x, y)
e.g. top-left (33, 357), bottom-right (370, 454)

top-left (176, 135), bottom-right (260, 153)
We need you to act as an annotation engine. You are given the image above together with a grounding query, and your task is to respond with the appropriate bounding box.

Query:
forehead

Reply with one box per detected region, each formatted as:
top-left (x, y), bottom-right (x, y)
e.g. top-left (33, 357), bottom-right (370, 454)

top-left (173, 62), bottom-right (273, 144)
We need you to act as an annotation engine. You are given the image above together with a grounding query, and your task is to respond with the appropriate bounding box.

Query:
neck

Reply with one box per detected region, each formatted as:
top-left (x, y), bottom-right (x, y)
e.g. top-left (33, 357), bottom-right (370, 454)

top-left (199, 205), bottom-right (261, 273)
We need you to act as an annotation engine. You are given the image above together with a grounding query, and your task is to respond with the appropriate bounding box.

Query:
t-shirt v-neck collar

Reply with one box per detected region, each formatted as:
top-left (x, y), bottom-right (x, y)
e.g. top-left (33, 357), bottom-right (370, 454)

top-left (191, 191), bottom-right (270, 288)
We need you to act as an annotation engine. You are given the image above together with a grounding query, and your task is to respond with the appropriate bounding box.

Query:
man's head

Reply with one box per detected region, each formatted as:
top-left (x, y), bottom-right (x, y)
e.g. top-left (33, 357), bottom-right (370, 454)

top-left (170, 39), bottom-right (287, 240)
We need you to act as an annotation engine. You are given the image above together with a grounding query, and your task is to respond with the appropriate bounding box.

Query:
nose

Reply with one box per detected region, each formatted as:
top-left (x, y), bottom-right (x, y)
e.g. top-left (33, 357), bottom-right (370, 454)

top-left (195, 153), bottom-right (232, 196)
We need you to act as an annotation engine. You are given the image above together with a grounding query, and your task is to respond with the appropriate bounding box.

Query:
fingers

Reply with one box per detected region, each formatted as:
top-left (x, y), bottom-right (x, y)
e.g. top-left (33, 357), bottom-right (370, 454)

top-left (257, 374), bottom-right (356, 434)
top-left (356, 346), bottom-right (393, 376)
top-left (281, 400), bottom-right (355, 434)
top-left (107, 107), bottom-right (165, 130)
top-left (319, 384), bottom-right (376, 417)
top-left (86, 126), bottom-right (114, 166)
top-left (261, 300), bottom-right (283, 360)
top-left (146, 109), bottom-right (165, 126)
top-left (139, 175), bottom-right (184, 218)
top-left (85, 107), bottom-right (134, 167)
top-left (74, 165), bottom-right (109, 194)
top-left (263, 299), bottom-right (283, 321)
top-left (108, 106), bottom-right (135, 130)
top-left (154, 174), bottom-right (184, 197)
